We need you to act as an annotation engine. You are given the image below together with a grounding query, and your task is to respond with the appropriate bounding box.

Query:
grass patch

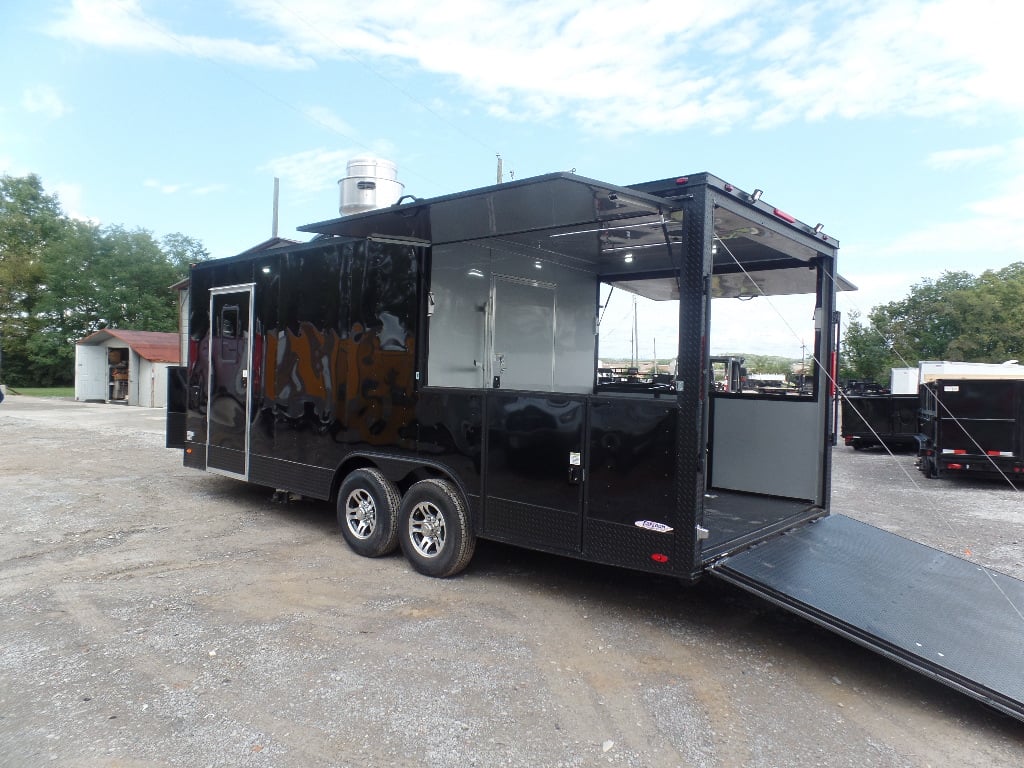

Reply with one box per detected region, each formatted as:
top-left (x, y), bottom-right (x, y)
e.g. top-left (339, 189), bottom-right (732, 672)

top-left (6, 387), bottom-right (76, 398)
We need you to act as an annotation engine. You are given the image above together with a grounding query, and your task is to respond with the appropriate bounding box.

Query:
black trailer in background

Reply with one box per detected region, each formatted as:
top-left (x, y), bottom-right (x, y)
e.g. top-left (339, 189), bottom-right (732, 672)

top-left (167, 171), bottom-right (1024, 723)
top-left (840, 393), bottom-right (919, 450)
top-left (918, 378), bottom-right (1024, 480)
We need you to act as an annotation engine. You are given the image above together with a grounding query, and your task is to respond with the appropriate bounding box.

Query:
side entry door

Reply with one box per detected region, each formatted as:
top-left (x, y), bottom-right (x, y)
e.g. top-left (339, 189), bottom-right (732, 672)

top-left (207, 285), bottom-right (254, 479)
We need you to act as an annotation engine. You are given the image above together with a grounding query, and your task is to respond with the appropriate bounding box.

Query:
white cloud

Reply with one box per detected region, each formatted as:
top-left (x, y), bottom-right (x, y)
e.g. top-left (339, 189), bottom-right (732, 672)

top-left (227, 0), bottom-right (1024, 135)
top-left (833, 138), bottom-right (1024, 312)
top-left (881, 182), bottom-right (1024, 259)
top-left (144, 179), bottom-right (226, 196)
top-left (926, 146), bottom-right (1006, 170)
top-left (192, 184), bottom-right (227, 196)
top-left (52, 181), bottom-right (97, 222)
top-left (303, 106), bottom-right (357, 140)
top-left (261, 147), bottom-right (360, 196)
top-left (144, 179), bottom-right (184, 194)
top-left (22, 85), bottom-right (70, 119)
top-left (44, 0), bottom-right (1024, 138)
top-left (835, 269), bottom-right (924, 316)
top-left (48, 0), bottom-right (313, 70)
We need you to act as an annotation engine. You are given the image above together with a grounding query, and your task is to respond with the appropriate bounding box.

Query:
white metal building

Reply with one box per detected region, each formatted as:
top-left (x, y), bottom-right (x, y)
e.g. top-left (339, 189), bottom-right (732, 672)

top-left (74, 329), bottom-right (181, 407)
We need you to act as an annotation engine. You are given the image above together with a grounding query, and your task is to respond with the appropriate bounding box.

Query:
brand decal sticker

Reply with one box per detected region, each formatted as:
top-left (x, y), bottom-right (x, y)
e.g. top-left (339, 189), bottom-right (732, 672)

top-left (634, 520), bottom-right (673, 534)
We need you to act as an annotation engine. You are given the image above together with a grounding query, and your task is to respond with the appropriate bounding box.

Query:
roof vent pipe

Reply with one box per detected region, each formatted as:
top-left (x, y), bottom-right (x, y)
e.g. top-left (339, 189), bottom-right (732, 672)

top-left (339, 157), bottom-right (404, 216)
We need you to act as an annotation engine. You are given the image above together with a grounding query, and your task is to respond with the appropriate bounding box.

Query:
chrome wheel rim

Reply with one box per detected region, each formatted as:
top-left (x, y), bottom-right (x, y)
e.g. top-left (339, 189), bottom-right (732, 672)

top-left (345, 489), bottom-right (376, 540)
top-left (408, 501), bottom-right (446, 558)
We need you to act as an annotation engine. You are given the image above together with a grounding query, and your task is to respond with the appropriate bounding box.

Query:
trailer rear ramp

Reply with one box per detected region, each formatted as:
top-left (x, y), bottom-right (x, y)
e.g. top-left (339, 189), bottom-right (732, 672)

top-left (708, 514), bottom-right (1024, 722)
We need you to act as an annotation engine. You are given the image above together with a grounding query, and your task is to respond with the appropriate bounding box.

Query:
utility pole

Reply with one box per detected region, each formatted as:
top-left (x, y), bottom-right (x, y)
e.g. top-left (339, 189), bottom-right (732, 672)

top-left (631, 296), bottom-right (638, 369)
top-left (801, 339), bottom-right (807, 389)
top-left (272, 177), bottom-right (280, 238)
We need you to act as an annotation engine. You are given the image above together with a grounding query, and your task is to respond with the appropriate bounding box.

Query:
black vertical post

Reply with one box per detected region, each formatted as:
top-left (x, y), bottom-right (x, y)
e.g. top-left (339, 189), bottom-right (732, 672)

top-left (674, 184), bottom-right (714, 576)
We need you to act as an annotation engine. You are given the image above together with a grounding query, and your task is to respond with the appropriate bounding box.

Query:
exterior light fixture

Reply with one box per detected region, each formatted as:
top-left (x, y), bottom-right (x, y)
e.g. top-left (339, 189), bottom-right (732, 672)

top-left (750, 189), bottom-right (763, 202)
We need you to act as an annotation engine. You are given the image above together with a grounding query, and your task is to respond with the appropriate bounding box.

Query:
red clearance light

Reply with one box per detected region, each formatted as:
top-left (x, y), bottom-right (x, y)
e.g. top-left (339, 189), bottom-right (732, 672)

top-left (675, 177), bottom-right (689, 185)
top-left (724, 183), bottom-right (734, 192)
top-left (651, 553), bottom-right (669, 563)
top-left (948, 463), bottom-right (964, 470)
top-left (773, 208), bottom-right (796, 223)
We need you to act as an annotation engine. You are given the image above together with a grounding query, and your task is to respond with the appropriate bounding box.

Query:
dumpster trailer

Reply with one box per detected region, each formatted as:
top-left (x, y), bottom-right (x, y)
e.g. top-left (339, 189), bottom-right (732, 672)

top-left (918, 377), bottom-right (1024, 480)
top-left (840, 392), bottom-right (919, 450)
top-left (167, 171), bottom-right (1024, 722)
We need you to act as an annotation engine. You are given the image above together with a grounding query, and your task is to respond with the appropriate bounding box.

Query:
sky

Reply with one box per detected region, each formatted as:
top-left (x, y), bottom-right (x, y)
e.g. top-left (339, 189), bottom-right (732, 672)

top-left (2, 0), bottom-right (1023, 361)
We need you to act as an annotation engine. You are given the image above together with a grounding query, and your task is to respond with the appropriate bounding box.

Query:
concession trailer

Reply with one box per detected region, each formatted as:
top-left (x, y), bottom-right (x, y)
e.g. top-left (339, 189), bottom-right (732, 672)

top-left (167, 170), bottom-right (1024, 722)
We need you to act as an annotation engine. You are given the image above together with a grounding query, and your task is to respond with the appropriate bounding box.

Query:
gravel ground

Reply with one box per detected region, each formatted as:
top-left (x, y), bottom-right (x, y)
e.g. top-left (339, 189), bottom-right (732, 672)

top-left (1, 395), bottom-right (1022, 767)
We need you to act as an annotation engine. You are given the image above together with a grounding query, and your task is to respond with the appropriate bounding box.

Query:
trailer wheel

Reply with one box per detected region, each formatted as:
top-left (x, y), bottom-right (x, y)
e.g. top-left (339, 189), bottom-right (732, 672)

top-left (398, 479), bottom-right (476, 578)
top-left (337, 468), bottom-right (401, 557)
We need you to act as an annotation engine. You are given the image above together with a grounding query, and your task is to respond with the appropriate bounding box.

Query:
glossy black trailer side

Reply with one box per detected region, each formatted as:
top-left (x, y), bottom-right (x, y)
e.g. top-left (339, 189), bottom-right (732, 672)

top-left (174, 172), bottom-right (840, 581)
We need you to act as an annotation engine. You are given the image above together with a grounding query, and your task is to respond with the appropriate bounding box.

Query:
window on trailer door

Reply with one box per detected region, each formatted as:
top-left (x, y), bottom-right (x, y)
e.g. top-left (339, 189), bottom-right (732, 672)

top-left (219, 305), bottom-right (240, 363)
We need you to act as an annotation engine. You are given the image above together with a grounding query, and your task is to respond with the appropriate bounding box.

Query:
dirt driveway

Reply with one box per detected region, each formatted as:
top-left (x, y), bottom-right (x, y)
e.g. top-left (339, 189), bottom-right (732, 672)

top-left (1, 395), bottom-right (1022, 767)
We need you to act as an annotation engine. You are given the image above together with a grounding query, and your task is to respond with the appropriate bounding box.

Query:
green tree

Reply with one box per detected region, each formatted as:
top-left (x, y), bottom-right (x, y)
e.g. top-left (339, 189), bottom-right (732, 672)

top-left (841, 265), bottom-right (1024, 381)
top-left (0, 173), bottom-right (209, 386)
top-left (26, 224), bottom-right (187, 384)
top-left (945, 263), bottom-right (1024, 362)
top-left (869, 271), bottom-right (974, 364)
top-left (0, 174), bottom-right (68, 384)
top-left (839, 310), bottom-right (894, 384)
top-left (160, 232), bottom-right (210, 272)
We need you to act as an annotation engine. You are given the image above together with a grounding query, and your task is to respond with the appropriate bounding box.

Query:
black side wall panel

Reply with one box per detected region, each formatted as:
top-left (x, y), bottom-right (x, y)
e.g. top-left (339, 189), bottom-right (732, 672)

top-left (165, 365), bottom-right (187, 449)
top-left (184, 239), bottom-right (421, 497)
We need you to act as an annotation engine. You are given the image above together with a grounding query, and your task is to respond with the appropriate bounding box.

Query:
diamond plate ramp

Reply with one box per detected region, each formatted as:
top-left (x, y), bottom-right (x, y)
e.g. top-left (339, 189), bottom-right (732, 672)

top-left (709, 514), bottom-right (1024, 721)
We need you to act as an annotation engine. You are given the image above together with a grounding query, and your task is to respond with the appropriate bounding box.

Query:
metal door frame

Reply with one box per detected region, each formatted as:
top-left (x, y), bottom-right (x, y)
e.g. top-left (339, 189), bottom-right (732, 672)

top-left (206, 283), bottom-right (255, 480)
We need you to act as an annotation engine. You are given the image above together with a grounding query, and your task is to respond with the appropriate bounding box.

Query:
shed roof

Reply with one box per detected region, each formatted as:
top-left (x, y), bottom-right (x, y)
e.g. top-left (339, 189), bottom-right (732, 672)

top-left (77, 329), bottom-right (181, 363)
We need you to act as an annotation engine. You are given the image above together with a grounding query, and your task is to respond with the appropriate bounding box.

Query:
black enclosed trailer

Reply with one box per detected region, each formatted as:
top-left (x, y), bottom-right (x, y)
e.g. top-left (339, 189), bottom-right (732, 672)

top-left (840, 393), bottom-right (919, 450)
top-left (167, 171), bottom-right (1024, 722)
top-left (918, 377), bottom-right (1024, 480)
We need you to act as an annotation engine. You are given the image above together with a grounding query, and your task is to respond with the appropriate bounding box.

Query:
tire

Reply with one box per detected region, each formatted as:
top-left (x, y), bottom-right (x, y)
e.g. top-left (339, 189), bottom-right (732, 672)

top-left (398, 479), bottom-right (476, 578)
top-left (337, 468), bottom-right (401, 557)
